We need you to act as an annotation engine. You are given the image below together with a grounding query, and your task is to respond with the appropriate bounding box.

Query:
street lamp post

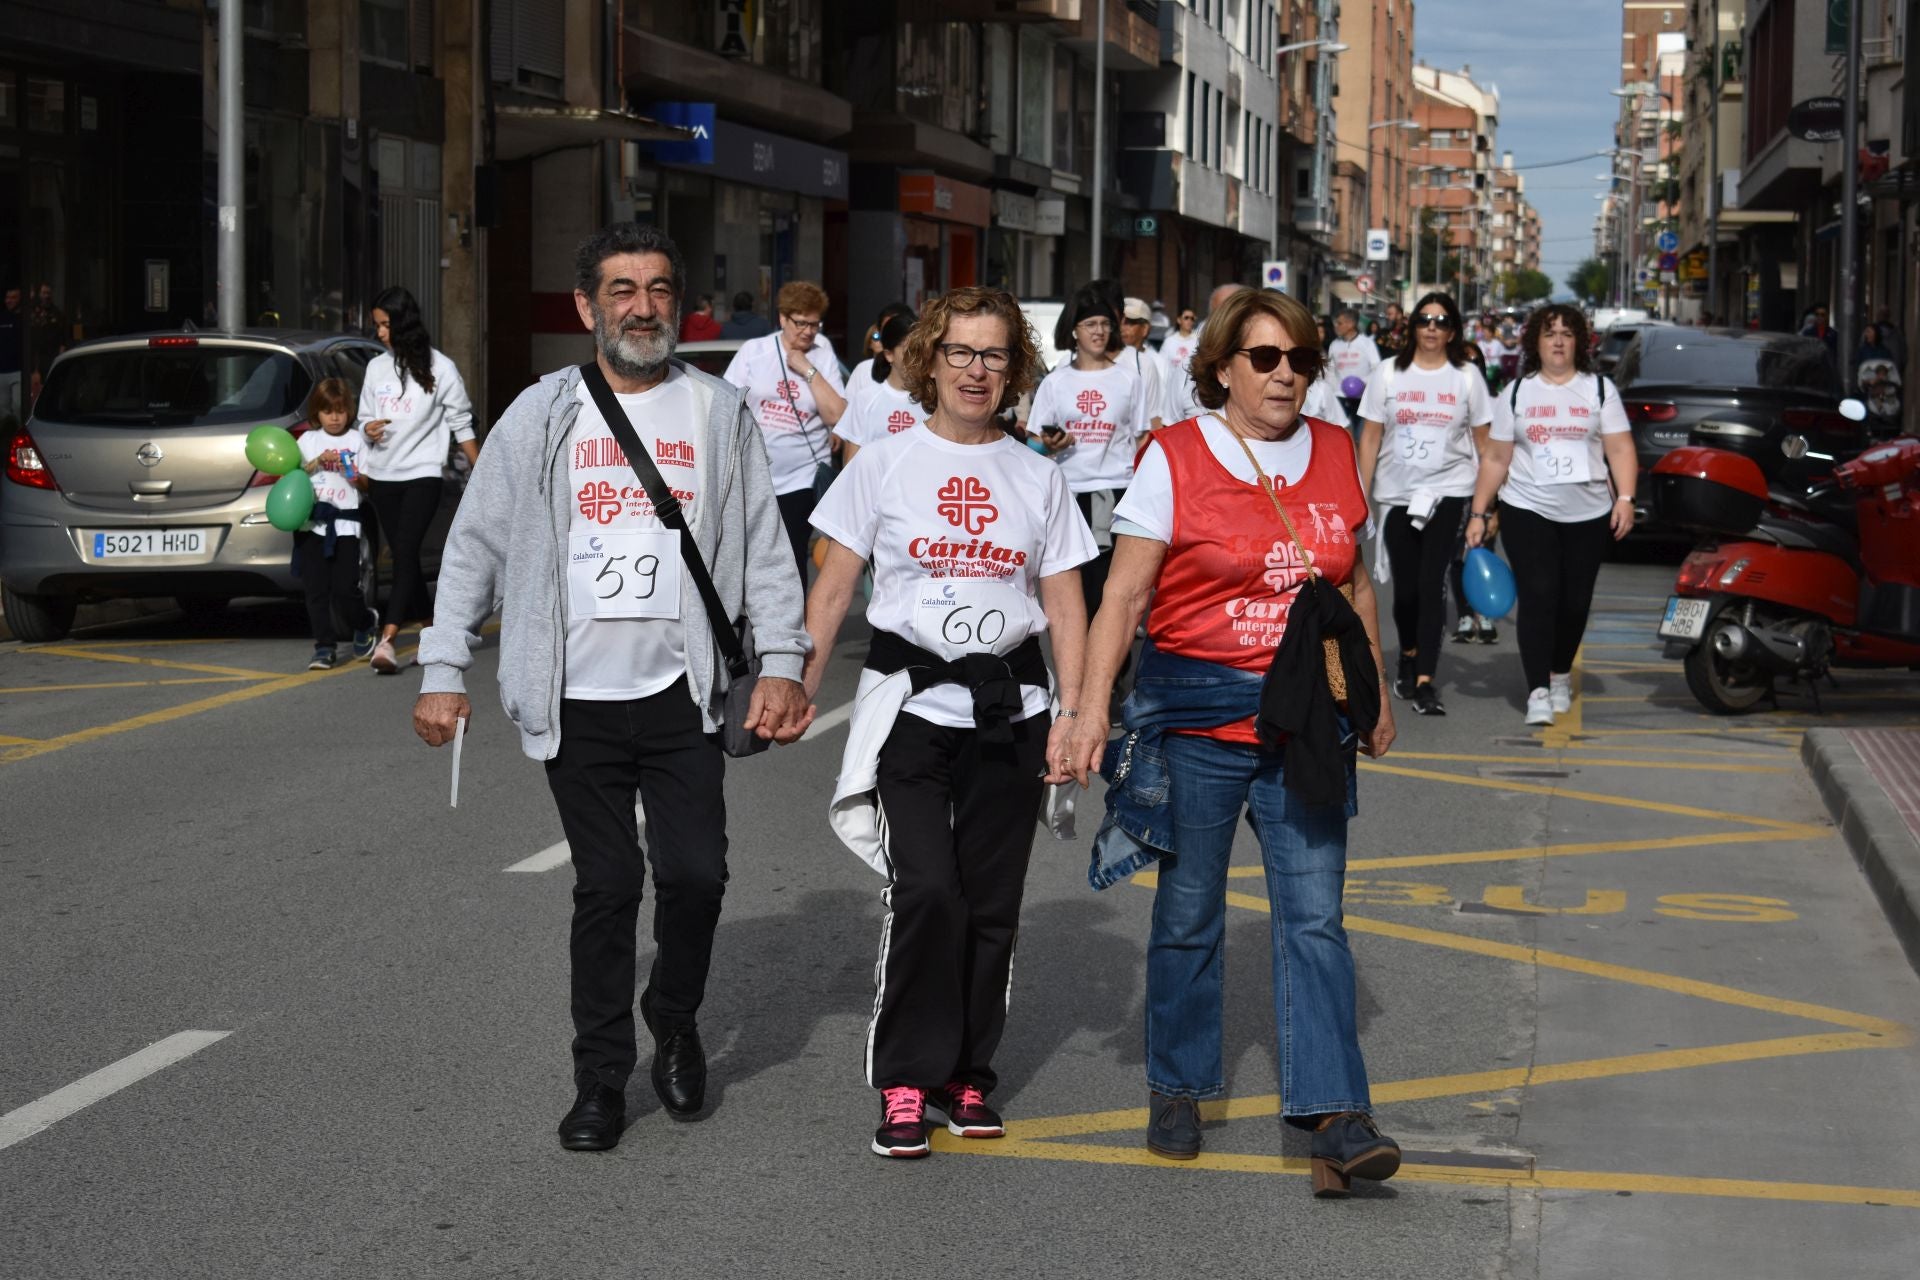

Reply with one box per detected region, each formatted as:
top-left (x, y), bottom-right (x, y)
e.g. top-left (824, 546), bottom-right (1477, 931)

top-left (1091, 0), bottom-right (1107, 280)
top-left (1839, 0), bottom-right (1863, 387)
top-left (1272, 39), bottom-right (1350, 263)
top-left (1367, 119), bottom-right (1418, 307)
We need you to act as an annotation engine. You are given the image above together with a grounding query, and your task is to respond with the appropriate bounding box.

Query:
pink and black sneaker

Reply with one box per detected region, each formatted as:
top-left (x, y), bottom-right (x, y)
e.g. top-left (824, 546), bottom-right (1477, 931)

top-left (927, 1081), bottom-right (1005, 1138)
top-left (872, 1086), bottom-right (930, 1158)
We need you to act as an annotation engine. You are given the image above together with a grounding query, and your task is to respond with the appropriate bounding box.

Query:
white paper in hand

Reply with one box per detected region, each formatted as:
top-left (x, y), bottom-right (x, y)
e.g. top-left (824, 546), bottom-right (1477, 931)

top-left (450, 716), bottom-right (467, 808)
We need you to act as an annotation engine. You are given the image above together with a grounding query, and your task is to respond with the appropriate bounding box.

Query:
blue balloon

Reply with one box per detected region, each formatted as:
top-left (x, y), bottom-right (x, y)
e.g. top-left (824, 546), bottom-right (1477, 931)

top-left (1462, 548), bottom-right (1517, 619)
top-left (1340, 375), bottom-right (1366, 399)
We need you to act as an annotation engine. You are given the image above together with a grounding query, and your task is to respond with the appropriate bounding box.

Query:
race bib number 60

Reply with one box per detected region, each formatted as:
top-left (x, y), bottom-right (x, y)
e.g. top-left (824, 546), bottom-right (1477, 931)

top-left (912, 579), bottom-right (1033, 661)
top-left (569, 531), bottom-right (681, 620)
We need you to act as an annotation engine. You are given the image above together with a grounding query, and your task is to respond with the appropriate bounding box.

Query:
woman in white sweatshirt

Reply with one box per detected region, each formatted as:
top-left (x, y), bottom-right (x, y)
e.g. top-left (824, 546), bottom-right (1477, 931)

top-left (357, 286), bottom-right (478, 673)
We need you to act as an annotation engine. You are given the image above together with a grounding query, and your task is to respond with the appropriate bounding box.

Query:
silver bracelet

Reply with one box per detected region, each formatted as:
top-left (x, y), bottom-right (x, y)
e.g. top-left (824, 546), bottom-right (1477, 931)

top-left (1057, 708), bottom-right (1079, 719)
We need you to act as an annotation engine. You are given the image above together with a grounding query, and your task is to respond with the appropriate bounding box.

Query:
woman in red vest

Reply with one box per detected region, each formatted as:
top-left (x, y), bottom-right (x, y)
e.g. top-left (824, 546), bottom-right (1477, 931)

top-left (1061, 287), bottom-right (1403, 1198)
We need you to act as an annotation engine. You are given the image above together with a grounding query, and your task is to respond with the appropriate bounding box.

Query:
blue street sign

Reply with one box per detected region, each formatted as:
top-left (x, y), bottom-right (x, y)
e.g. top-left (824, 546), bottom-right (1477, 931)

top-left (1655, 230), bottom-right (1679, 253)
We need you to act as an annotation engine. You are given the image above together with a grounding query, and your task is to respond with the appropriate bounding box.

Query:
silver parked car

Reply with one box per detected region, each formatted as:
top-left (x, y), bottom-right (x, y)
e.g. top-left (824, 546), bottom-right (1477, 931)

top-left (0, 329), bottom-right (463, 642)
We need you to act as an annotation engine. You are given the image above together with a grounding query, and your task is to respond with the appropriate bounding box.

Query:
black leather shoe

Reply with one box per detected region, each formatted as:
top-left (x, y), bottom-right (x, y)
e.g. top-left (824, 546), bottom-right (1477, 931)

top-left (641, 988), bottom-right (707, 1116)
top-left (557, 1077), bottom-right (625, 1151)
top-left (1309, 1111), bottom-right (1401, 1197)
top-left (1146, 1092), bottom-right (1202, 1161)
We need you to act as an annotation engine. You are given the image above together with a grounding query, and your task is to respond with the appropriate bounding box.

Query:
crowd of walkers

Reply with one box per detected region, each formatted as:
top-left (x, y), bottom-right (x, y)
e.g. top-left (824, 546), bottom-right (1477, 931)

top-left (373, 219), bottom-right (1637, 1198)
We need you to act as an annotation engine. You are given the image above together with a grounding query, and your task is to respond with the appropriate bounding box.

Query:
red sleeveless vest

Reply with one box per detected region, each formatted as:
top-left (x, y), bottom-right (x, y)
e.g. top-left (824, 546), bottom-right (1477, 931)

top-left (1145, 416), bottom-right (1371, 743)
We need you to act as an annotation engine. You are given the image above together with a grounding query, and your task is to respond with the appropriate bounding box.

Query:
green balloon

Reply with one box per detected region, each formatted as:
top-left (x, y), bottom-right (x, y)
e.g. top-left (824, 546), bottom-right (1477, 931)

top-left (265, 469), bottom-right (316, 532)
top-left (245, 425), bottom-right (302, 476)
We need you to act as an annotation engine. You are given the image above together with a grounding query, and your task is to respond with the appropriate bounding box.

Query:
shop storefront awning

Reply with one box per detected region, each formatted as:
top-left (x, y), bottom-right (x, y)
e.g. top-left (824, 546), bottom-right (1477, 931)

top-left (494, 107), bottom-right (692, 162)
top-left (1329, 280), bottom-right (1365, 303)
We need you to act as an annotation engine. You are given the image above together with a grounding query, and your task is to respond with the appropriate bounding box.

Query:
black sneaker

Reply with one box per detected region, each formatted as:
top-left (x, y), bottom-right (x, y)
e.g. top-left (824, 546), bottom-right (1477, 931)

top-left (1393, 654), bottom-right (1417, 700)
top-left (1309, 1112), bottom-right (1401, 1197)
top-left (1412, 683), bottom-right (1446, 716)
top-left (1452, 615), bottom-right (1478, 643)
top-left (926, 1081), bottom-right (1004, 1138)
top-left (873, 1086), bottom-right (930, 1158)
top-left (307, 646), bottom-right (335, 671)
top-left (1477, 617), bottom-right (1500, 645)
top-left (1146, 1092), bottom-right (1202, 1161)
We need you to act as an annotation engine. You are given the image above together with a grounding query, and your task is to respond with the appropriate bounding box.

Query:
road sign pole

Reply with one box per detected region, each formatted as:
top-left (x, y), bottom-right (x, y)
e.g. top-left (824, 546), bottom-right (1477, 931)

top-left (1839, 0), bottom-right (1862, 390)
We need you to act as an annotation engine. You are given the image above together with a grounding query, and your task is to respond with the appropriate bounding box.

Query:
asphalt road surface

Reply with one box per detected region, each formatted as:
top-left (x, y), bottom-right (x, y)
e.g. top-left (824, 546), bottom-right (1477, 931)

top-left (5, 561), bottom-right (1920, 1279)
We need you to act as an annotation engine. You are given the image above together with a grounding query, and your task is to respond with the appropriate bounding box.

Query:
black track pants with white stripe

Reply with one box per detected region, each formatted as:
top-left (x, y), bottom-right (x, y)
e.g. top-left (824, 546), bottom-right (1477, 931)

top-left (867, 709), bottom-right (1050, 1093)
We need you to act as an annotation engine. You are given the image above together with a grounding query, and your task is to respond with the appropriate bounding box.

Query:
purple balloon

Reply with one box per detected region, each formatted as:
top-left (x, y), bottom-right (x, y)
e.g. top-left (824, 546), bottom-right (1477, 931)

top-left (1340, 375), bottom-right (1366, 399)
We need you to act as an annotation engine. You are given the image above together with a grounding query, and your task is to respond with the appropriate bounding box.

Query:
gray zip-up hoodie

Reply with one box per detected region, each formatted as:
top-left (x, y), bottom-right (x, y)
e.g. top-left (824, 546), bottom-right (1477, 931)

top-left (417, 360), bottom-right (809, 760)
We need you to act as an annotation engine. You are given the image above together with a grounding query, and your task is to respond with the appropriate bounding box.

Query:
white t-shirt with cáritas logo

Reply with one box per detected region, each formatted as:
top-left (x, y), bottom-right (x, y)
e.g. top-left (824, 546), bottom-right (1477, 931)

top-left (811, 424), bottom-right (1098, 728)
top-left (836, 379), bottom-right (927, 449)
top-left (1160, 332), bottom-right (1201, 373)
top-left (721, 332), bottom-right (846, 496)
top-left (1490, 372), bottom-right (1631, 522)
top-left (563, 372), bottom-right (702, 700)
top-left (1328, 334), bottom-right (1382, 388)
top-left (1026, 361), bottom-right (1151, 493)
top-left (297, 427), bottom-right (367, 536)
top-left (1357, 359), bottom-right (1492, 506)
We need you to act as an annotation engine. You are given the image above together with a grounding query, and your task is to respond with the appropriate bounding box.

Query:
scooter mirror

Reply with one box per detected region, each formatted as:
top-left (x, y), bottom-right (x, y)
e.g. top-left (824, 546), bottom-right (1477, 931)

top-left (1838, 398), bottom-right (1869, 422)
top-left (1782, 433), bottom-right (1810, 459)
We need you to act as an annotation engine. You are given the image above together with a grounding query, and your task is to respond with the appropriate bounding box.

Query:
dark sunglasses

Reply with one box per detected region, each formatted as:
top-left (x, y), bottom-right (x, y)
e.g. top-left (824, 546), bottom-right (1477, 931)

top-left (1413, 314), bottom-right (1453, 329)
top-left (1236, 345), bottom-right (1324, 378)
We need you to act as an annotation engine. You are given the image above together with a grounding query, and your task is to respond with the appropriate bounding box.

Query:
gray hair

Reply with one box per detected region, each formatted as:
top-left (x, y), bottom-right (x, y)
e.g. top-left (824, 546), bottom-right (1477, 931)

top-left (573, 222), bottom-right (685, 300)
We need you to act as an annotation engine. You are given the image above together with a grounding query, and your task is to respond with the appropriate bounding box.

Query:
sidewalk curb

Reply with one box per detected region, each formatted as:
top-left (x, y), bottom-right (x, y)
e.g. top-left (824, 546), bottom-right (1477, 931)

top-left (1803, 728), bottom-right (1920, 978)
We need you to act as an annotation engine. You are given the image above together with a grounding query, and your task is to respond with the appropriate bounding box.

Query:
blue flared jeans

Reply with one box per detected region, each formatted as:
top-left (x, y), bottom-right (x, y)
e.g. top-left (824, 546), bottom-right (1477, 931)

top-left (1144, 731), bottom-right (1372, 1125)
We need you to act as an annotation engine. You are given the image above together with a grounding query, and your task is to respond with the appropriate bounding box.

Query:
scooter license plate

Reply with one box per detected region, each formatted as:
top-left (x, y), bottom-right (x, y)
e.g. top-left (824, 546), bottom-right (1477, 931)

top-left (1658, 596), bottom-right (1710, 641)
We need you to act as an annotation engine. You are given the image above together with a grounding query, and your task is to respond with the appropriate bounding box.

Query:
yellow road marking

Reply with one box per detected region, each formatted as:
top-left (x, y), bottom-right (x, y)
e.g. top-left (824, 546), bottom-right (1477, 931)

top-left (1576, 662), bottom-right (1685, 674)
top-left (1387, 750), bottom-right (1788, 774)
top-left (27, 645), bottom-right (283, 680)
top-left (1215, 828), bottom-right (1820, 873)
top-left (0, 733), bottom-right (39, 745)
top-left (1481, 885), bottom-right (1626, 914)
top-left (1357, 760), bottom-right (1811, 832)
top-left (924, 1136), bottom-right (1920, 1208)
top-left (0, 676), bottom-right (263, 694)
top-left (1332, 907), bottom-right (1907, 1036)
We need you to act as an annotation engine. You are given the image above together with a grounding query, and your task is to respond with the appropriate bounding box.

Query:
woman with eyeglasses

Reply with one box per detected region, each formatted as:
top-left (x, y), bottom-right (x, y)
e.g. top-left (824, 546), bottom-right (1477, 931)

top-left (1024, 283), bottom-right (1152, 625)
top-left (1060, 287), bottom-right (1401, 1198)
top-left (722, 280), bottom-right (848, 585)
top-left (1354, 292), bottom-right (1493, 718)
top-left (802, 287), bottom-right (1096, 1159)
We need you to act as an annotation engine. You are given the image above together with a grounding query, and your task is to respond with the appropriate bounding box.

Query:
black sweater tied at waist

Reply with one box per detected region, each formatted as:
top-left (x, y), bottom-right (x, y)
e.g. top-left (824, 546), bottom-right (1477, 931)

top-left (865, 630), bottom-right (1048, 744)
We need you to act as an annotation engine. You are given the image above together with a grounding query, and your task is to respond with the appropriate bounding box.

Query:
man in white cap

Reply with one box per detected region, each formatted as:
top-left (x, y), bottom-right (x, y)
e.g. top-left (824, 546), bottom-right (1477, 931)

top-left (1121, 296), bottom-right (1169, 430)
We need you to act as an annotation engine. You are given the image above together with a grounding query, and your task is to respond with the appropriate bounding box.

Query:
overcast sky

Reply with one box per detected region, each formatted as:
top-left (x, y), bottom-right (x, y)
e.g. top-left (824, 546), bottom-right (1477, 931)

top-left (1411, 0), bottom-right (1623, 293)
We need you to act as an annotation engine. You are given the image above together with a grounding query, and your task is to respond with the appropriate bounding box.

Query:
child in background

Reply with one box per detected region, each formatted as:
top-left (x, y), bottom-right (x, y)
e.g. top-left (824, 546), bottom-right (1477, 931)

top-left (295, 378), bottom-right (378, 670)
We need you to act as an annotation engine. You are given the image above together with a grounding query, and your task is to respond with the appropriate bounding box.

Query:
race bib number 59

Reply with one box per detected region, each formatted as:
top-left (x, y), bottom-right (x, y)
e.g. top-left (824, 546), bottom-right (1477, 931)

top-left (568, 531), bottom-right (681, 620)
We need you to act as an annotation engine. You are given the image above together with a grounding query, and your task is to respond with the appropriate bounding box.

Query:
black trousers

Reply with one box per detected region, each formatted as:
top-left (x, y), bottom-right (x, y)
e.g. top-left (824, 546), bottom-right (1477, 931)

top-left (1382, 496), bottom-right (1468, 680)
top-left (543, 682), bottom-right (728, 1088)
top-left (775, 487), bottom-right (815, 590)
top-left (1500, 504), bottom-right (1613, 691)
top-left (293, 531), bottom-right (374, 647)
top-left (367, 476), bottom-right (440, 627)
top-left (869, 710), bottom-right (1049, 1093)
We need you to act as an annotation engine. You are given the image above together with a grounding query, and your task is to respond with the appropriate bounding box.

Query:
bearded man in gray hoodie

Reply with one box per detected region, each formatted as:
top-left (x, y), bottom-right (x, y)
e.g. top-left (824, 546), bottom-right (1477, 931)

top-left (412, 222), bottom-right (813, 1151)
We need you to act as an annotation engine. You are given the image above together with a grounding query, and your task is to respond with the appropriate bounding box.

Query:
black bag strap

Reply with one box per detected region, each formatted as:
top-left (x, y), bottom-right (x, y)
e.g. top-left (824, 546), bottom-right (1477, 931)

top-left (578, 362), bottom-right (750, 678)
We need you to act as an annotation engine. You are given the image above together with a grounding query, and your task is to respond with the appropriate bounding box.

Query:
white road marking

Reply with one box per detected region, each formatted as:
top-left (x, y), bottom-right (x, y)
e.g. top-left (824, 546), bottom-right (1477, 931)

top-left (504, 841), bottom-right (570, 874)
top-left (0, 1030), bottom-right (231, 1153)
top-left (801, 699), bottom-right (855, 742)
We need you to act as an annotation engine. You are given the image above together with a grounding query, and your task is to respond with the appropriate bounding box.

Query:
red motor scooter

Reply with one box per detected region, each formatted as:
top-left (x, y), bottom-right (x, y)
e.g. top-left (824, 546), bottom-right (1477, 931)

top-left (1650, 419), bottom-right (1920, 714)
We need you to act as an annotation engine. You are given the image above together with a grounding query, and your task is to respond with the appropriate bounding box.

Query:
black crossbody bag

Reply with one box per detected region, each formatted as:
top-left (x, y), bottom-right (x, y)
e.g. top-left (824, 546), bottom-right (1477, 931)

top-left (578, 362), bottom-right (769, 758)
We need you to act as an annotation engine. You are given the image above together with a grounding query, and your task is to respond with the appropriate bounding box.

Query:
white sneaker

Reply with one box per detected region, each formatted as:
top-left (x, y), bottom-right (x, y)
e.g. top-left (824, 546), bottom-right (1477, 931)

top-left (1525, 688), bottom-right (1555, 726)
top-left (1549, 673), bottom-right (1574, 714)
